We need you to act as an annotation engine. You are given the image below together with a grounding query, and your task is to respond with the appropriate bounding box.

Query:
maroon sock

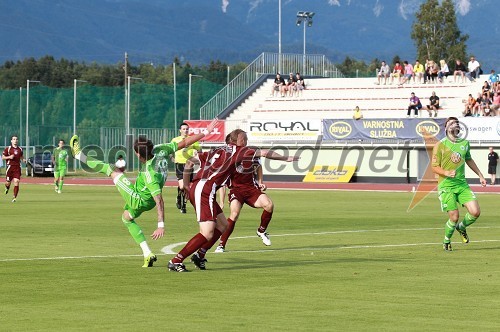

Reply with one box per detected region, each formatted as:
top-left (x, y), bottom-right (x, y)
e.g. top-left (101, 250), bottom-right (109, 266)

top-left (219, 218), bottom-right (235, 247)
top-left (257, 210), bottom-right (273, 233)
top-left (5, 184), bottom-right (10, 191)
top-left (13, 186), bottom-right (19, 198)
top-left (171, 233), bottom-right (207, 264)
top-left (198, 228), bottom-right (223, 259)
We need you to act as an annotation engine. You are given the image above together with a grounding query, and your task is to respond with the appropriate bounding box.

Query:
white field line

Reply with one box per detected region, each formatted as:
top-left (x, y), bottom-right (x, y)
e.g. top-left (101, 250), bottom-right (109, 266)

top-left (1, 226), bottom-right (499, 262)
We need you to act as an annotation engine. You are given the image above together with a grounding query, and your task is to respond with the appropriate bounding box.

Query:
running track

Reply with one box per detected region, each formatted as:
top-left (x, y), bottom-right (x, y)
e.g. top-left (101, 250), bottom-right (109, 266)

top-left (22, 177), bottom-right (500, 193)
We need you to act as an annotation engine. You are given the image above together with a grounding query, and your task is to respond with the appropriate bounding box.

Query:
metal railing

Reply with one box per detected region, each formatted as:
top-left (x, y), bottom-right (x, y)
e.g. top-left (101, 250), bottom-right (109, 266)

top-left (199, 52), bottom-right (344, 120)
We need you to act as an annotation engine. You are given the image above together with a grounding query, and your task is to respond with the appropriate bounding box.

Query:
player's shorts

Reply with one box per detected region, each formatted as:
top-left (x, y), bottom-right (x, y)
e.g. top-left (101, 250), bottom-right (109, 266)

top-left (6, 165), bottom-right (21, 182)
top-left (175, 163), bottom-right (194, 181)
top-left (54, 166), bottom-right (67, 178)
top-left (189, 179), bottom-right (223, 222)
top-left (438, 185), bottom-right (477, 212)
top-left (114, 173), bottom-right (155, 219)
top-left (228, 186), bottom-right (263, 208)
top-left (488, 165), bottom-right (497, 175)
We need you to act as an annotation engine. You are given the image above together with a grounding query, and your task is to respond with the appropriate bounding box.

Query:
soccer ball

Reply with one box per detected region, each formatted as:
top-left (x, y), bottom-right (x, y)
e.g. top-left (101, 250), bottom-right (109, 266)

top-left (115, 159), bottom-right (126, 170)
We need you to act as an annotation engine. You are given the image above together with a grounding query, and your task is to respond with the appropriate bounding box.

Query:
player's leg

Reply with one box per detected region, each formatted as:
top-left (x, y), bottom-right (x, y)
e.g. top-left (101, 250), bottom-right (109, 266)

top-left (54, 169), bottom-right (59, 192)
top-left (253, 194), bottom-right (274, 246)
top-left (113, 174), bottom-right (156, 267)
top-left (169, 222), bottom-right (215, 272)
top-left (193, 212), bottom-right (228, 269)
top-left (4, 179), bottom-right (10, 194)
top-left (216, 198), bottom-right (242, 252)
top-left (439, 189), bottom-right (459, 251)
top-left (175, 163), bottom-right (183, 210)
top-left (455, 189), bottom-right (480, 244)
top-left (69, 135), bottom-right (113, 176)
top-left (169, 184), bottom-right (218, 272)
top-left (58, 169), bottom-right (66, 193)
top-left (11, 177), bottom-right (20, 202)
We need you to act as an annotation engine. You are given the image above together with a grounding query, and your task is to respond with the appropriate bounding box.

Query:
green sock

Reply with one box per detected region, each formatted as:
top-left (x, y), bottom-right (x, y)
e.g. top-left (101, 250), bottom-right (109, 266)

top-left (54, 180), bottom-right (58, 187)
top-left (458, 213), bottom-right (477, 230)
top-left (58, 180), bottom-right (64, 191)
top-left (444, 219), bottom-right (456, 243)
top-left (86, 156), bottom-right (113, 176)
top-left (122, 216), bottom-right (146, 244)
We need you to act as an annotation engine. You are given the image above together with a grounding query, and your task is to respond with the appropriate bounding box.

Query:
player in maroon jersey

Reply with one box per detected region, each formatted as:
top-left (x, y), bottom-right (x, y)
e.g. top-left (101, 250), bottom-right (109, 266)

top-left (2, 135), bottom-right (25, 202)
top-left (168, 129), bottom-right (298, 272)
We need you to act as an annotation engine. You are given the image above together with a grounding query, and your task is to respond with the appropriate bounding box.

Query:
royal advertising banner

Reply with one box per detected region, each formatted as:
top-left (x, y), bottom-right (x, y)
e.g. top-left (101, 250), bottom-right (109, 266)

top-left (185, 120), bottom-right (225, 142)
top-left (322, 118), bottom-right (446, 141)
top-left (247, 119), bottom-right (321, 141)
top-left (303, 165), bottom-right (357, 183)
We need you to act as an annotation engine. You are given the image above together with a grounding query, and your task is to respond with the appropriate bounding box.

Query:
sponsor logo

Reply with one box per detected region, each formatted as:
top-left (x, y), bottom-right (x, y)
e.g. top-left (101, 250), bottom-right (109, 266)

top-left (450, 151), bottom-right (462, 163)
top-left (328, 121), bottom-right (352, 139)
top-left (415, 121), bottom-right (440, 138)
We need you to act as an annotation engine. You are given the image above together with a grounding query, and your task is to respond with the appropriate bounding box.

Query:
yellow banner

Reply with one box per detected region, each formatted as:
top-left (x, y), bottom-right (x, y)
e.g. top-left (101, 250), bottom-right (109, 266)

top-left (303, 166), bottom-right (356, 183)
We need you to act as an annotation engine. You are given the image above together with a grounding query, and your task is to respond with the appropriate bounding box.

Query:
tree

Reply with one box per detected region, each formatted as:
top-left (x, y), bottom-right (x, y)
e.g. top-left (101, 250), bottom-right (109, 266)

top-left (411, 0), bottom-right (468, 65)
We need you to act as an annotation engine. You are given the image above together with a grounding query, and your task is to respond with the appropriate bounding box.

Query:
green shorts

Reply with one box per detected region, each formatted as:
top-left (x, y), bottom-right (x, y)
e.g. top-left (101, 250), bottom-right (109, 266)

top-left (114, 174), bottom-right (155, 219)
top-left (54, 166), bottom-right (67, 178)
top-left (438, 185), bottom-right (477, 212)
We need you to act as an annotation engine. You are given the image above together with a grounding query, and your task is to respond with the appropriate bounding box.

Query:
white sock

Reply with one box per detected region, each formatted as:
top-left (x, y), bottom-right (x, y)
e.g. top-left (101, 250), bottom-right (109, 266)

top-left (75, 152), bottom-right (86, 163)
top-left (139, 241), bottom-right (152, 257)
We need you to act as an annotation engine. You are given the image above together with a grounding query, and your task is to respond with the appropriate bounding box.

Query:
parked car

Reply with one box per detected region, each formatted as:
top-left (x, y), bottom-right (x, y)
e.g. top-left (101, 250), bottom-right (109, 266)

top-left (26, 152), bottom-right (54, 177)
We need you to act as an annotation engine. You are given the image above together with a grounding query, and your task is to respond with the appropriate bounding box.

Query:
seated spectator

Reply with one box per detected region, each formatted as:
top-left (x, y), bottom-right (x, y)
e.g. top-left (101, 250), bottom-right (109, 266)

top-left (270, 73), bottom-right (285, 97)
top-left (482, 81), bottom-right (492, 99)
top-left (413, 60), bottom-right (424, 84)
top-left (425, 60), bottom-right (439, 83)
top-left (437, 59), bottom-right (450, 83)
top-left (488, 70), bottom-right (499, 91)
top-left (490, 91), bottom-right (500, 116)
top-left (284, 72), bottom-right (297, 97)
top-left (472, 92), bottom-right (484, 116)
top-left (465, 56), bottom-right (481, 82)
top-left (390, 61), bottom-right (403, 84)
top-left (480, 93), bottom-right (492, 116)
top-left (376, 61), bottom-right (390, 85)
top-left (463, 93), bottom-right (476, 116)
top-left (353, 106), bottom-right (363, 120)
top-left (398, 61), bottom-right (414, 86)
top-left (295, 72), bottom-right (305, 95)
top-left (454, 59), bottom-right (466, 83)
top-left (407, 92), bottom-right (422, 117)
top-left (426, 91), bottom-right (440, 117)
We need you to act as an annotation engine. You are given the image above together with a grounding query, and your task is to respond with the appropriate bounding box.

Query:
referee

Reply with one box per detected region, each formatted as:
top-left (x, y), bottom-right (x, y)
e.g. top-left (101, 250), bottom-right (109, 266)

top-left (170, 122), bottom-right (201, 213)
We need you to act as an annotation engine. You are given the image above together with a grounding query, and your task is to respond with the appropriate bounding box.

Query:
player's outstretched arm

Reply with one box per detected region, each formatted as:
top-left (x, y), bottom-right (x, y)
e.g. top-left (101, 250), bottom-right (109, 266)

top-left (177, 118), bottom-right (218, 150)
top-left (151, 193), bottom-right (165, 240)
top-left (258, 149), bottom-right (300, 162)
top-left (466, 159), bottom-right (487, 186)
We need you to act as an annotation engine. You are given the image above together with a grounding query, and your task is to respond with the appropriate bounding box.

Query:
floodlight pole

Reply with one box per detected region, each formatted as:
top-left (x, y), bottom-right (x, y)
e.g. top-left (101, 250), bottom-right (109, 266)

top-left (127, 76), bottom-right (142, 135)
top-left (26, 79), bottom-right (40, 162)
top-left (73, 79), bottom-right (88, 136)
top-left (188, 74), bottom-right (203, 120)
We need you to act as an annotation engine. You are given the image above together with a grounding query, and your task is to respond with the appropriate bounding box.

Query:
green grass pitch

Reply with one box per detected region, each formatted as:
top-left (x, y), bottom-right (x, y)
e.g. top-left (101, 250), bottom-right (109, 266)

top-left (1, 184), bottom-right (499, 331)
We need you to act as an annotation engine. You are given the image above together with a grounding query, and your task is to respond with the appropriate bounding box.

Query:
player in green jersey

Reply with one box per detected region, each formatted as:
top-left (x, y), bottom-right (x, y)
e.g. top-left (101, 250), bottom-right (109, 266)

top-left (431, 117), bottom-right (486, 251)
top-left (170, 122), bottom-right (201, 213)
top-left (52, 139), bottom-right (68, 194)
top-left (69, 119), bottom-right (217, 267)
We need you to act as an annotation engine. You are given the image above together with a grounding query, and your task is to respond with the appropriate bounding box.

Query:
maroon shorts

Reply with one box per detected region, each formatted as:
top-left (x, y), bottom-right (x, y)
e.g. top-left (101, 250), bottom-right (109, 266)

top-left (228, 186), bottom-right (263, 208)
top-left (189, 179), bottom-right (223, 222)
top-left (6, 165), bottom-right (21, 182)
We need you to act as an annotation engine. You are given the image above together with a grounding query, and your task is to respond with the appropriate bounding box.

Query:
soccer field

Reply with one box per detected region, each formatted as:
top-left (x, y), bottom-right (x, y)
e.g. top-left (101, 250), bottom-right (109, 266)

top-left (1, 184), bottom-right (500, 331)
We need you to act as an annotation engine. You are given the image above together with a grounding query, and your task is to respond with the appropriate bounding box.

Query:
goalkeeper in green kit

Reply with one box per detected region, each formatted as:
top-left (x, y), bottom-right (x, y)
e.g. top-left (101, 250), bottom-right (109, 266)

top-left (431, 117), bottom-right (486, 251)
top-left (52, 139), bottom-right (68, 194)
top-left (69, 119), bottom-right (217, 267)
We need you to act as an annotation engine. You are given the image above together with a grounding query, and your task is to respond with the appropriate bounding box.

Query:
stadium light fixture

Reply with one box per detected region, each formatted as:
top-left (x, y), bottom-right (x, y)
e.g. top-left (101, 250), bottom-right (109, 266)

top-left (127, 76), bottom-right (142, 135)
top-left (296, 11), bottom-right (315, 74)
top-left (73, 79), bottom-right (88, 136)
top-left (188, 74), bottom-right (203, 120)
top-left (26, 79), bottom-right (41, 162)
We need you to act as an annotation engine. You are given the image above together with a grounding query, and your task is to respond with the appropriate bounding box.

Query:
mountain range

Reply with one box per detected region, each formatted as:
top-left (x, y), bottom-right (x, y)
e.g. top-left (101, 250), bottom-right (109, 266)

top-left (1, 0), bottom-right (498, 70)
